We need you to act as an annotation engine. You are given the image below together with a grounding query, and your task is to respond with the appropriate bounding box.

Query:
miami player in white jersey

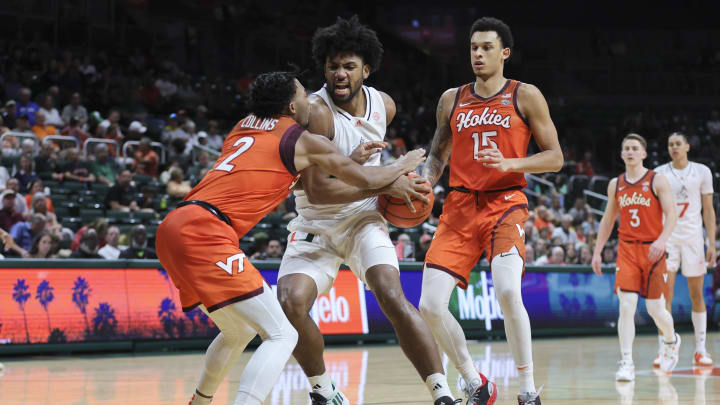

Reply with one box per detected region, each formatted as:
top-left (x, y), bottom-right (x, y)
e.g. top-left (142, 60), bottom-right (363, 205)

top-left (654, 132), bottom-right (717, 367)
top-left (276, 17), bottom-right (482, 405)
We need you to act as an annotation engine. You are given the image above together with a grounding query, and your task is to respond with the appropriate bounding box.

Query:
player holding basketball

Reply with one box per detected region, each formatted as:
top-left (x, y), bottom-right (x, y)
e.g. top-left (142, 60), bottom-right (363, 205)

top-left (276, 16), bottom-right (475, 405)
top-left (420, 17), bottom-right (562, 405)
top-left (156, 70), bottom-right (426, 405)
top-left (592, 133), bottom-right (681, 382)
top-left (654, 132), bottom-right (716, 367)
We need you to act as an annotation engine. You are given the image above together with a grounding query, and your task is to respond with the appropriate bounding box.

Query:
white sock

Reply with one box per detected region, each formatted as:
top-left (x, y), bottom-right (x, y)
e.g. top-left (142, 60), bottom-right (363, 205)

top-left (458, 359), bottom-right (482, 392)
top-left (646, 297), bottom-right (675, 343)
top-left (491, 248), bottom-right (535, 394)
top-left (419, 268), bottom-right (479, 389)
top-left (657, 334), bottom-right (664, 354)
top-left (692, 311), bottom-right (707, 352)
top-left (308, 371), bottom-right (334, 399)
top-left (617, 290), bottom-right (638, 363)
top-left (425, 373), bottom-right (453, 401)
top-left (517, 362), bottom-right (535, 394)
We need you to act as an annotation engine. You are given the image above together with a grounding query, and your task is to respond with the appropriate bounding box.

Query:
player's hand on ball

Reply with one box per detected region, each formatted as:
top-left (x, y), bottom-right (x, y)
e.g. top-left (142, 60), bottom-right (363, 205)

top-left (706, 245), bottom-right (717, 267)
top-left (648, 240), bottom-right (666, 262)
top-left (386, 175), bottom-right (431, 212)
top-left (591, 253), bottom-right (603, 276)
top-left (350, 141), bottom-right (387, 164)
top-left (477, 147), bottom-right (512, 172)
top-left (397, 148), bottom-right (426, 173)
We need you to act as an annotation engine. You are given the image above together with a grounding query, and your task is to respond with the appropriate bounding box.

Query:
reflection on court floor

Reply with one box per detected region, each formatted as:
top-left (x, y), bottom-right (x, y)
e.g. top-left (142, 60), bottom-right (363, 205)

top-left (0, 333), bottom-right (718, 404)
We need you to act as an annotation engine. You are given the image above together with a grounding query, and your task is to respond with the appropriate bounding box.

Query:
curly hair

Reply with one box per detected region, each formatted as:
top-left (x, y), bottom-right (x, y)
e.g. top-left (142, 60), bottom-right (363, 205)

top-left (312, 15), bottom-right (383, 72)
top-left (248, 70), bottom-right (298, 119)
top-left (470, 17), bottom-right (514, 50)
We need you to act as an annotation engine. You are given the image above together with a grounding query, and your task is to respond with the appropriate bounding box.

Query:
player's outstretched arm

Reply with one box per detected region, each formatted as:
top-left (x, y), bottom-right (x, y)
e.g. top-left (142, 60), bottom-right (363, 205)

top-left (294, 130), bottom-right (425, 190)
top-left (592, 178), bottom-right (619, 275)
top-left (650, 173), bottom-right (677, 261)
top-left (478, 84), bottom-right (563, 173)
top-left (701, 193), bottom-right (717, 264)
top-left (421, 88), bottom-right (456, 186)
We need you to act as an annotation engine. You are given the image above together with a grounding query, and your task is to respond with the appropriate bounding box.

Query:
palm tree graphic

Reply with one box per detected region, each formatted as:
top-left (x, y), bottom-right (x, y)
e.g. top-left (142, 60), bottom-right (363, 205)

top-left (72, 277), bottom-right (92, 336)
top-left (12, 279), bottom-right (31, 343)
top-left (35, 280), bottom-right (55, 335)
top-left (158, 298), bottom-right (177, 338)
top-left (92, 302), bottom-right (118, 338)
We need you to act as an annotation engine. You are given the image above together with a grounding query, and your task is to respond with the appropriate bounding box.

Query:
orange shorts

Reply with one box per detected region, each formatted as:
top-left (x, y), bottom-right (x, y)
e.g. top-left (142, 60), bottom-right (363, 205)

top-left (614, 240), bottom-right (667, 299)
top-left (424, 188), bottom-right (529, 288)
top-left (155, 204), bottom-right (264, 312)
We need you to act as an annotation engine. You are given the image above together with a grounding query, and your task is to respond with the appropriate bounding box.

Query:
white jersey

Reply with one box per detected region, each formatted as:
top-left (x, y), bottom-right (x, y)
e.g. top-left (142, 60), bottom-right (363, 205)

top-left (655, 161), bottom-right (714, 241)
top-left (289, 84), bottom-right (387, 234)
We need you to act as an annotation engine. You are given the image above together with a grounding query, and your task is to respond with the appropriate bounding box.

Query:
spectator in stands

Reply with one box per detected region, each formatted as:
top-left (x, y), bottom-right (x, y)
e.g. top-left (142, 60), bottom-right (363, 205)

top-left (602, 243), bottom-right (616, 264)
top-left (534, 205), bottom-right (554, 231)
top-left (9, 213), bottom-right (46, 254)
top-left (105, 170), bottom-right (149, 212)
top-left (249, 231), bottom-right (269, 259)
top-left (35, 140), bottom-right (60, 177)
top-left (568, 197), bottom-right (589, 224)
top-left (16, 88), bottom-right (39, 125)
top-left (98, 225), bottom-right (121, 259)
top-left (132, 137), bottom-right (158, 178)
top-left (70, 228), bottom-right (102, 259)
top-left (59, 147), bottom-right (95, 184)
top-left (188, 150), bottom-right (212, 184)
top-left (0, 189), bottom-right (23, 232)
top-left (5, 178), bottom-right (28, 217)
top-left (31, 110), bottom-right (58, 140)
top-left (194, 130), bottom-right (210, 148)
top-left (523, 221), bottom-right (537, 244)
top-left (206, 119), bottom-right (224, 150)
top-left (13, 154), bottom-right (39, 193)
top-left (14, 114), bottom-right (32, 134)
top-left (166, 167), bottom-right (191, 199)
top-left (564, 243), bottom-right (578, 264)
top-left (1, 228), bottom-right (25, 257)
top-left (535, 239), bottom-right (549, 265)
top-left (194, 105), bottom-right (209, 131)
top-left (127, 121), bottom-right (147, 142)
top-left (91, 144), bottom-right (119, 185)
top-left (415, 233), bottom-right (433, 262)
top-left (25, 179), bottom-right (53, 213)
top-left (579, 244), bottom-right (592, 265)
top-left (98, 109), bottom-right (122, 138)
top-left (119, 224), bottom-right (157, 259)
top-left (162, 113), bottom-right (189, 143)
top-left (576, 151), bottom-right (595, 176)
top-left (2, 100), bottom-right (17, 129)
top-left (38, 95), bottom-right (64, 127)
top-left (552, 214), bottom-right (577, 245)
top-left (61, 117), bottom-right (89, 144)
top-left (28, 231), bottom-right (55, 258)
top-left (525, 244), bottom-right (536, 265)
top-left (20, 139), bottom-right (35, 157)
top-left (547, 246), bottom-right (565, 265)
top-left (395, 233), bottom-right (414, 260)
top-left (265, 239), bottom-right (284, 259)
top-left (549, 194), bottom-right (565, 218)
top-left (71, 218), bottom-right (108, 251)
top-left (581, 212), bottom-right (599, 234)
top-left (29, 192), bottom-right (61, 236)
top-left (61, 92), bottom-right (88, 125)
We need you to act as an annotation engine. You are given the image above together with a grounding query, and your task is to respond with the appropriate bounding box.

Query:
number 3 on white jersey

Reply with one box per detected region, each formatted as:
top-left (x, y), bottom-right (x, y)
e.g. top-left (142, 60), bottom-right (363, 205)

top-left (472, 131), bottom-right (497, 160)
top-left (215, 136), bottom-right (255, 172)
top-left (628, 208), bottom-right (640, 227)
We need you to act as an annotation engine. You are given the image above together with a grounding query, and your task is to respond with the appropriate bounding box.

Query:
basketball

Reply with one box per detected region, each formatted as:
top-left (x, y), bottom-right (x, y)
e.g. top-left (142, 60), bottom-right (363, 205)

top-left (377, 172), bottom-right (434, 228)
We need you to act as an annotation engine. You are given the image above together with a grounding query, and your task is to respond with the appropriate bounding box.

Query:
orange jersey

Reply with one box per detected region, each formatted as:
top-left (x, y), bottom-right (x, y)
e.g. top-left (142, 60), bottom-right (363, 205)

top-left (448, 79), bottom-right (531, 191)
top-left (616, 170), bottom-right (664, 241)
top-left (185, 114), bottom-right (304, 239)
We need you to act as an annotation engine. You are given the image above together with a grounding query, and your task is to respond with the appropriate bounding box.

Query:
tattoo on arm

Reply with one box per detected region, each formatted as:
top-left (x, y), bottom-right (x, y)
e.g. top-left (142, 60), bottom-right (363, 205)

top-left (422, 97), bottom-right (452, 186)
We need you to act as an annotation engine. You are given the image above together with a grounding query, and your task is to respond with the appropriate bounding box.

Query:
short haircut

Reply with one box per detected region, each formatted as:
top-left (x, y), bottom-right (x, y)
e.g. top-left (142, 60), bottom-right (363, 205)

top-left (312, 15), bottom-right (384, 72)
top-left (622, 133), bottom-right (647, 150)
top-left (668, 132), bottom-right (688, 144)
top-left (249, 70), bottom-right (298, 119)
top-left (470, 17), bottom-right (514, 50)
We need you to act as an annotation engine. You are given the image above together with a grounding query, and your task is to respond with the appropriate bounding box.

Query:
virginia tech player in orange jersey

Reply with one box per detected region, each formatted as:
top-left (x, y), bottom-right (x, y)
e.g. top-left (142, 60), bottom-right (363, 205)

top-left (592, 133), bottom-right (680, 381)
top-left (419, 17), bottom-right (562, 405)
top-left (155, 71), bottom-right (425, 405)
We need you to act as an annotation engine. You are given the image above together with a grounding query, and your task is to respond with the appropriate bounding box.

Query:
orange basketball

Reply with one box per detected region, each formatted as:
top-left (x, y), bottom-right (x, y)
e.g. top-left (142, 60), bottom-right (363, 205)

top-left (377, 172), bottom-right (434, 228)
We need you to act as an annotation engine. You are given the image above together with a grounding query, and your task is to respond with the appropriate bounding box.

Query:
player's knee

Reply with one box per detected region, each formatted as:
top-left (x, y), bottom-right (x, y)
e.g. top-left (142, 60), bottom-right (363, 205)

top-left (374, 284), bottom-right (409, 316)
top-left (645, 298), bottom-right (665, 318)
top-left (418, 294), bottom-right (443, 320)
top-left (278, 290), bottom-right (312, 321)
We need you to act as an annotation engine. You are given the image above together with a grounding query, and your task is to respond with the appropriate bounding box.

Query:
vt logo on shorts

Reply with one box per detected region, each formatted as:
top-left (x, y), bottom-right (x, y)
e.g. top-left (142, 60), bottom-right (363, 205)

top-left (216, 253), bottom-right (246, 275)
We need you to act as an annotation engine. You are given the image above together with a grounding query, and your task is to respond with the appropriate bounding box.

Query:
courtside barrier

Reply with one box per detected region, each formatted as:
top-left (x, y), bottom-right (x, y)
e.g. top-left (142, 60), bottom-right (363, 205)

top-left (0, 260), bottom-right (711, 354)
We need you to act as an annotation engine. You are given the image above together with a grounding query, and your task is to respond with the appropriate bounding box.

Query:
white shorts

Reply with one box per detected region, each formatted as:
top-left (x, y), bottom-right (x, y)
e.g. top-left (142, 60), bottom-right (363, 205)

top-left (278, 216), bottom-right (398, 295)
top-left (666, 235), bottom-right (707, 277)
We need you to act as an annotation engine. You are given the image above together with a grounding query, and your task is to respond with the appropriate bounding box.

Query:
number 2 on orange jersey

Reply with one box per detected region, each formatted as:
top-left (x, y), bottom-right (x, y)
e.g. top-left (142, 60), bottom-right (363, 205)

top-left (214, 136), bottom-right (255, 172)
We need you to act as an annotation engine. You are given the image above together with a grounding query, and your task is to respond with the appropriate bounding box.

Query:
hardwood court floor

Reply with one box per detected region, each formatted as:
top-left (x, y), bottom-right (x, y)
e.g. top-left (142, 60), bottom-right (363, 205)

top-left (1, 333), bottom-right (719, 404)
